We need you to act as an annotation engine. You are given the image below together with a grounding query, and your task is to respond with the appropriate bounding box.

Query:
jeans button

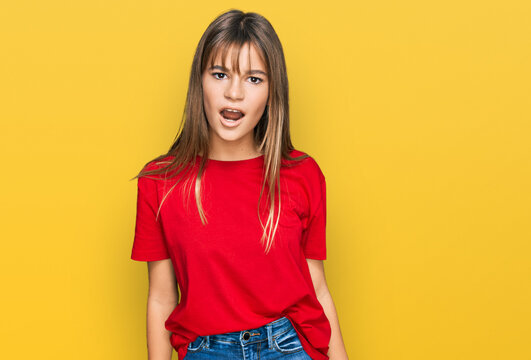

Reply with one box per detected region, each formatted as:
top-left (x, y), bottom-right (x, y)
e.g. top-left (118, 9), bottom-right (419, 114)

top-left (243, 331), bottom-right (250, 340)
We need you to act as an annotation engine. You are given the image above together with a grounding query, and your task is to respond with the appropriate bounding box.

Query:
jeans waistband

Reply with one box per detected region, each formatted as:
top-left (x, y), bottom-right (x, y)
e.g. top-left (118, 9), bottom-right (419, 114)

top-left (198, 316), bottom-right (293, 350)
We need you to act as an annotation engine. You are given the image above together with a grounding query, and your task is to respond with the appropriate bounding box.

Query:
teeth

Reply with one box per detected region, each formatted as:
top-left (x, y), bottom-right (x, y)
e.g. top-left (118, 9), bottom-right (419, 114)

top-left (225, 109), bottom-right (241, 113)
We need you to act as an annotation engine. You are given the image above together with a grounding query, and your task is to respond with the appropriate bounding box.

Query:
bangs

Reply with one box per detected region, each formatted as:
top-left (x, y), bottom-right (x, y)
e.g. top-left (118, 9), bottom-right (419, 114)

top-left (204, 40), bottom-right (268, 77)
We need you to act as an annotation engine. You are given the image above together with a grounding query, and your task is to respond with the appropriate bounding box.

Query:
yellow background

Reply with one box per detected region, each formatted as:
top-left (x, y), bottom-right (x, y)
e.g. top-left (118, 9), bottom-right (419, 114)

top-left (1, 1), bottom-right (530, 359)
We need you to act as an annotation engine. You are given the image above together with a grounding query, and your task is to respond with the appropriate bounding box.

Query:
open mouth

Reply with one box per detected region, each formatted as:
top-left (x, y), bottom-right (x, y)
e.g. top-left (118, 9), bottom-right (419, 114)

top-left (220, 108), bottom-right (245, 122)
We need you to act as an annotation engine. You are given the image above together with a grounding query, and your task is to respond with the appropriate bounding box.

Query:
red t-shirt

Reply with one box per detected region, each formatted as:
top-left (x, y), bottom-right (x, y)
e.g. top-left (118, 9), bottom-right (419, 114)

top-left (131, 149), bottom-right (331, 360)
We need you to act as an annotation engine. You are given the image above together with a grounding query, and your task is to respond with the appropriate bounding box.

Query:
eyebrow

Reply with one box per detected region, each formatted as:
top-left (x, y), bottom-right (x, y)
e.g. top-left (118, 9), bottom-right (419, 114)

top-left (208, 65), bottom-right (268, 77)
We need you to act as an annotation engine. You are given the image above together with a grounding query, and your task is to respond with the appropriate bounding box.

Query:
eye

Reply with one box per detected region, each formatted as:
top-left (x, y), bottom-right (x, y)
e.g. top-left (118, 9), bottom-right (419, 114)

top-left (249, 76), bottom-right (263, 84)
top-left (212, 72), bottom-right (226, 80)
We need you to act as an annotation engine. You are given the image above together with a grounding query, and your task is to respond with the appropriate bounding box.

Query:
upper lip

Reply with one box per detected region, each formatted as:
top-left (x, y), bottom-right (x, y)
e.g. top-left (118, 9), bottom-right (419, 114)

top-left (220, 106), bottom-right (245, 115)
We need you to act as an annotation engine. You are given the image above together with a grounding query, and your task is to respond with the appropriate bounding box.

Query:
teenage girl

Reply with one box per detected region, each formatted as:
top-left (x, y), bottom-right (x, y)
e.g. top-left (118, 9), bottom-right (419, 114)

top-left (131, 9), bottom-right (348, 360)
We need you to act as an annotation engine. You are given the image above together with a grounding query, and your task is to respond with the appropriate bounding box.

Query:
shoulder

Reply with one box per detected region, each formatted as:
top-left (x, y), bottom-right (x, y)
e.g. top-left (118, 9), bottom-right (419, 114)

top-left (143, 155), bottom-right (175, 171)
top-left (285, 149), bottom-right (325, 181)
top-left (139, 155), bottom-right (177, 180)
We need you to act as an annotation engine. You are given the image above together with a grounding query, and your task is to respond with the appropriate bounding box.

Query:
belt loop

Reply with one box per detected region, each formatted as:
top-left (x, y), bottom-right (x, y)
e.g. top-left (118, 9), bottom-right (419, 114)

top-left (267, 324), bottom-right (273, 349)
top-left (205, 335), bottom-right (210, 349)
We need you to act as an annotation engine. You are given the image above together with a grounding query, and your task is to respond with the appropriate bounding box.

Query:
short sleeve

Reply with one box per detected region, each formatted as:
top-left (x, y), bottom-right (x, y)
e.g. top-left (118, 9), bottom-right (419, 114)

top-left (131, 175), bottom-right (171, 261)
top-left (301, 163), bottom-right (327, 260)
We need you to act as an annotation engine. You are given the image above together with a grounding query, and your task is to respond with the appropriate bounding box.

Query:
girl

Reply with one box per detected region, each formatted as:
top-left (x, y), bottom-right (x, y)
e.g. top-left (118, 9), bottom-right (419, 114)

top-left (131, 9), bottom-right (348, 360)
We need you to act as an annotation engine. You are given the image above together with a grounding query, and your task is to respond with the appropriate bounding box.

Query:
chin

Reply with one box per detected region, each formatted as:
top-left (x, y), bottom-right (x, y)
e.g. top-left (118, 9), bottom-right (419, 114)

top-left (218, 133), bottom-right (246, 142)
top-left (210, 127), bottom-right (241, 141)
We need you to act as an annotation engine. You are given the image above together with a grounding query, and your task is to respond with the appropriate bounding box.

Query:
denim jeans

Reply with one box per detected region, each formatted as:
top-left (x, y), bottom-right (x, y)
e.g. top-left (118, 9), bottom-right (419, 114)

top-left (184, 316), bottom-right (313, 359)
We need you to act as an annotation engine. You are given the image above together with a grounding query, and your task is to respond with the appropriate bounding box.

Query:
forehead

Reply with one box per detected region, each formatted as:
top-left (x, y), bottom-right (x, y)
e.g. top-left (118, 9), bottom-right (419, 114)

top-left (207, 42), bottom-right (267, 74)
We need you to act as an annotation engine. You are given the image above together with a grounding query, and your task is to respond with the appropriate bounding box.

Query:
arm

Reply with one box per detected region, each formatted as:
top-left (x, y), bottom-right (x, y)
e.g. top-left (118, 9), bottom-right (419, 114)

top-left (146, 259), bottom-right (179, 360)
top-left (307, 258), bottom-right (349, 360)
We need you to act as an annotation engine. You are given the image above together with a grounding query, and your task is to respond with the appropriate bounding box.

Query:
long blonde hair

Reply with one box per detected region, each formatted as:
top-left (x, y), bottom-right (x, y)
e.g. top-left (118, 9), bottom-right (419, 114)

top-left (131, 9), bottom-right (308, 254)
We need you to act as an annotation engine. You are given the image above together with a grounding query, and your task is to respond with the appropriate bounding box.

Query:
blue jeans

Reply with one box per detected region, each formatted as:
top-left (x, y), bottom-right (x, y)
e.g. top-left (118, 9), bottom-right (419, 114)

top-left (184, 316), bottom-right (313, 359)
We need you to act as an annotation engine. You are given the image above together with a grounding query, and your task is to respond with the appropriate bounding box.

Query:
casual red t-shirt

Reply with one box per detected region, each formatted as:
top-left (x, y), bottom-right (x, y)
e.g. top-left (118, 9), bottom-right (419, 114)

top-left (131, 149), bottom-right (331, 360)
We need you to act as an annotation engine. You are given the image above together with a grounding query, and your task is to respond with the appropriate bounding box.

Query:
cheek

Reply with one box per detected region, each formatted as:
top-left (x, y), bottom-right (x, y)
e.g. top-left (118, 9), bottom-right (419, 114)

top-left (202, 89), bottom-right (215, 114)
top-left (248, 89), bottom-right (269, 113)
top-left (201, 78), bottom-right (214, 105)
top-left (201, 93), bottom-right (216, 125)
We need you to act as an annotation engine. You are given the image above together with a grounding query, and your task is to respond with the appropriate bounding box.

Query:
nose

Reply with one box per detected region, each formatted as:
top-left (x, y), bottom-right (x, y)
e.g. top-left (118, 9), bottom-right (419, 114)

top-left (224, 77), bottom-right (244, 101)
